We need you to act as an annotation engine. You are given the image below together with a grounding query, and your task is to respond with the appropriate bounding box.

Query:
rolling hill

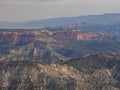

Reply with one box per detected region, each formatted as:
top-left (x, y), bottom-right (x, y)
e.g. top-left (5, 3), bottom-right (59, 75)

top-left (0, 13), bottom-right (119, 29)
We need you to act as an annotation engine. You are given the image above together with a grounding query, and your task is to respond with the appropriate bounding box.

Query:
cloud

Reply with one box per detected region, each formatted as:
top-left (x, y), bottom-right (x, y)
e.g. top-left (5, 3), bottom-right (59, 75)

top-left (0, 0), bottom-right (119, 21)
top-left (0, 0), bottom-right (78, 4)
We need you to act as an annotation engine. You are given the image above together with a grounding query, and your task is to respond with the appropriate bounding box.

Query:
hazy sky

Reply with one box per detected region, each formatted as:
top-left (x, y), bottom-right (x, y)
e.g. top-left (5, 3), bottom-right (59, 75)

top-left (0, 0), bottom-right (119, 21)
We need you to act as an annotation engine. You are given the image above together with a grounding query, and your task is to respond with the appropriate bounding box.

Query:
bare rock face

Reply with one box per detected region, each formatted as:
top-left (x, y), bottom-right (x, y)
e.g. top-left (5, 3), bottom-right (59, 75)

top-left (0, 57), bottom-right (120, 90)
top-left (0, 30), bottom-right (109, 45)
top-left (0, 61), bottom-right (87, 90)
top-left (0, 30), bottom-right (112, 64)
top-left (0, 31), bottom-right (54, 45)
top-left (0, 53), bottom-right (120, 90)
top-left (53, 30), bottom-right (107, 41)
top-left (0, 29), bottom-right (120, 90)
top-left (0, 32), bottom-right (20, 44)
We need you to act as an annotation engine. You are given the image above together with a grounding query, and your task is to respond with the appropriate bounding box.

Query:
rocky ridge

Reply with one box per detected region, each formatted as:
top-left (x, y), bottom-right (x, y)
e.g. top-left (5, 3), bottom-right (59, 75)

top-left (0, 53), bottom-right (120, 90)
top-left (53, 30), bottom-right (107, 41)
top-left (0, 30), bottom-right (108, 44)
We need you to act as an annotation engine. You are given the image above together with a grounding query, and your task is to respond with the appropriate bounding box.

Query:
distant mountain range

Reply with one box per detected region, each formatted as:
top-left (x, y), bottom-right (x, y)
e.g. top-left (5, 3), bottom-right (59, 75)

top-left (0, 13), bottom-right (120, 29)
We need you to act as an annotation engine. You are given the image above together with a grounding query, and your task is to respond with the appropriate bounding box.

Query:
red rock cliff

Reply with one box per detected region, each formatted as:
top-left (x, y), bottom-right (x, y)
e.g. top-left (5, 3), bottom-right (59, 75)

top-left (53, 30), bottom-right (106, 41)
top-left (0, 31), bottom-right (54, 44)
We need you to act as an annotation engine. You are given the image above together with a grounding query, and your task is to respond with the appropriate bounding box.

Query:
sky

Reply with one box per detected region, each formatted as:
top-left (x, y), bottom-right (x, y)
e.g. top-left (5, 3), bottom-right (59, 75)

top-left (0, 0), bottom-right (120, 22)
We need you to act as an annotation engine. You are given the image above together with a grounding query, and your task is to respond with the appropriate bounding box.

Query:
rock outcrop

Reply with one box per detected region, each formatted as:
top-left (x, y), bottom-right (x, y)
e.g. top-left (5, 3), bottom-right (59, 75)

top-left (0, 61), bottom-right (87, 90)
top-left (0, 53), bottom-right (120, 90)
top-left (53, 30), bottom-right (107, 41)
top-left (0, 30), bottom-right (108, 45)
top-left (0, 31), bottom-right (54, 45)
